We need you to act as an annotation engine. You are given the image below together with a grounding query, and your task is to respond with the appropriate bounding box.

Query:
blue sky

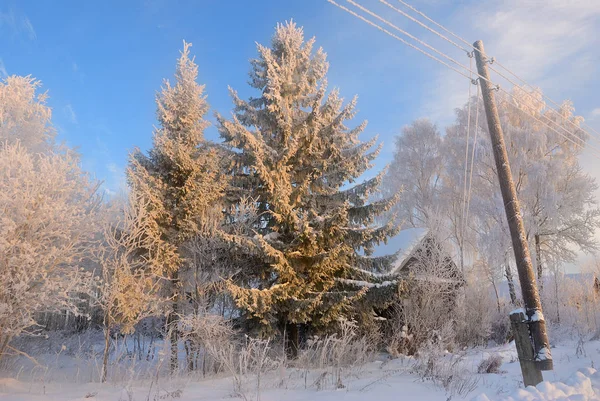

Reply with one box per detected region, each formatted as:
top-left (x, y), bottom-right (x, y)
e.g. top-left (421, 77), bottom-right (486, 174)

top-left (2, 0), bottom-right (600, 196)
top-left (2, 0), bottom-right (600, 272)
top-left (2, 0), bottom-right (600, 268)
top-left (0, 0), bottom-right (435, 193)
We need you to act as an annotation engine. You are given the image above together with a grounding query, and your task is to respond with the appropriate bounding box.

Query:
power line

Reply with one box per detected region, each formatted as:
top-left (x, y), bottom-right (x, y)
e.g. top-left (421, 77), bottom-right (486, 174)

top-left (327, 0), bottom-right (600, 161)
top-left (489, 62), bottom-right (600, 147)
top-left (379, 0), bottom-right (470, 54)
top-left (464, 83), bottom-right (481, 233)
top-left (347, 0), bottom-right (472, 77)
top-left (326, 0), bottom-right (474, 81)
top-left (497, 86), bottom-right (600, 160)
top-left (329, 0), bottom-right (500, 89)
top-left (389, 0), bottom-right (600, 150)
top-left (486, 63), bottom-right (600, 150)
top-left (395, 0), bottom-right (475, 54)
top-left (461, 57), bottom-right (474, 244)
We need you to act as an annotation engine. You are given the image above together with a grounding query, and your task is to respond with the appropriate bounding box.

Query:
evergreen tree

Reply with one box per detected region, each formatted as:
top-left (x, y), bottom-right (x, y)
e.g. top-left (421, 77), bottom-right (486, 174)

top-left (218, 22), bottom-right (399, 354)
top-left (127, 42), bottom-right (226, 372)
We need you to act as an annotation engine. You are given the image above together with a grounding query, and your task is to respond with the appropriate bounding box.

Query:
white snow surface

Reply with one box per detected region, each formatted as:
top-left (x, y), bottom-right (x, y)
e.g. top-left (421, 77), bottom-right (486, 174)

top-left (474, 368), bottom-right (600, 401)
top-left (1, 336), bottom-right (600, 401)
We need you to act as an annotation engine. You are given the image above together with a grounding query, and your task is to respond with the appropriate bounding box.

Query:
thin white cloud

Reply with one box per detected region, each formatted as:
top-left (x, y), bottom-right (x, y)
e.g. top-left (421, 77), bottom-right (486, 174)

top-left (422, 0), bottom-right (600, 123)
top-left (22, 16), bottom-right (35, 40)
top-left (590, 108), bottom-right (600, 120)
top-left (0, 10), bottom-right (16, 32)
top-left (0, 59), bottom-right (7, 78)
top-left (106, 162), bottom-right (118, 174)
top-left (64, 104), bottom-right (78, 124)
top-left (0, 9), bottom-right (36, 40)
top-left (105, 162), bottom-right (127, 195)
top-left (72, 62), bottom-right (78, 73)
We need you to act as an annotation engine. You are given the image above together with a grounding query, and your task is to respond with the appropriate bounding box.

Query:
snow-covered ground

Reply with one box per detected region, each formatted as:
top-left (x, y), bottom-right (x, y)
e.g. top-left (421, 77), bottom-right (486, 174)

top-left (1, 335), bottom-right (599, 401)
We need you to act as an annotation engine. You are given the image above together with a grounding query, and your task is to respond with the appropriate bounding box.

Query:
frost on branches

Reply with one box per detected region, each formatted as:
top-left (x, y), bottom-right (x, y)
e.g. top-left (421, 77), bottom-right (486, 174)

top-left (0, 143), bottom-right (101, 359)
top-left (127, 42), bottom-right (227, 371)
top-left (385, 85), bottom-right (600, 307)
top-left (445, 87), bottom-right (600, 292)
top-left (217, 22), bottom-right (400, 350)
top-left (96, 192), bottom-right (164, 382)
top-left (0, 76), bottom-right (55, 153)
top-left (0, 76), bottom-right (103, 360)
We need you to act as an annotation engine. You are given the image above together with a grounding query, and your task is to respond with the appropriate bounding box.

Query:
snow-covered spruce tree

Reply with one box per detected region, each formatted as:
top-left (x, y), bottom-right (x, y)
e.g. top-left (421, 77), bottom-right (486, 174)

top-left (128, 42), bottom-right (226, 372)
top-left (217, 22), bottom-right (399, 355)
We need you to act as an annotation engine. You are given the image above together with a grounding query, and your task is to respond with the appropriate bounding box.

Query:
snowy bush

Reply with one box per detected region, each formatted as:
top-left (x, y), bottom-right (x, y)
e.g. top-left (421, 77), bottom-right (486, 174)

top-left (179, 313), bottom-right (235, 375)
top-left (205, 334), bottom-right (282, 398)
top-left (477, 354), bottom-right (503, 374)
top-left (386, 236), bottom-right (463, 355)
top-left (294, 319), bottom-right (377, 389)
top-left (541, 268), bottom-right (600, 339)
top-left (0, 141), bottom-right (103, 360)
top-left (412, 344), bottom-right (479, 398)
top-left (456, 288), bottom-right (512, 347)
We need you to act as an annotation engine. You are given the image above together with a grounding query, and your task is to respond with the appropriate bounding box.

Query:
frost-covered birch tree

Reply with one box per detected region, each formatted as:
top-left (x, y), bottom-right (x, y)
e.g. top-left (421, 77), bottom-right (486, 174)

top-left (386, 86), bottom-right (599, 304)
top-left (445, 86), bottom-right (599, 297)
top-left (0, 76), bottom-right (102, 359)
top-left (0, 143), bottom-right (102, 358)
top-left (218, 22), bottom-right (399, 355)
top-left (128, 42), bottom-right (227, 372)
top-left (0, 75), bottom-right (55, 153)
top-left (383, 118), bottom-right (443, 229)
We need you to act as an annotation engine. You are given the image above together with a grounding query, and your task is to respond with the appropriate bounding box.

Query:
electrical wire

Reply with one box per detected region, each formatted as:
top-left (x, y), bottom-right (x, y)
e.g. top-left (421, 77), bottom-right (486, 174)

top-left (464, 83), bottom-right (481, 232)
top-left (327, 0), bottom-right (474, 81)
top-left (461, 57), bottom-right (474, 244)
top-left (388, 0), bottom-right (600, 149)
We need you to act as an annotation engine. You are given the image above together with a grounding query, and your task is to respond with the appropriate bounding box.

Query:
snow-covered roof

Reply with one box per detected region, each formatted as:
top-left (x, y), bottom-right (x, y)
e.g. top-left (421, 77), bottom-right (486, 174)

top-left (370, 227), bottom-right (462, 281)
top-left (387, 228), bottom-right (429, 275)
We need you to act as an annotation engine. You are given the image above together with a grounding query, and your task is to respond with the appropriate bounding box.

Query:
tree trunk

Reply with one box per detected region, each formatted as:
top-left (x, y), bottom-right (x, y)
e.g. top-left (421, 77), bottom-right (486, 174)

top-left (534, 234), bottom-right (543, 291)
top-left (184, 339), bottom-right (194, 372)
top-left (505, 264), bottom-right (518, 305)
top-left (285, 322), bottom-right (299, 359)
top-left (102, 326), bottom-right (110, 383)
top-left (0, 335), bottom-right (11, 362)
top-left (553, 271), bottom-right (561, 324)
top-left (168, 270), bottom-right (180, 375)
top-left (459, 241), bottom-right (465, 274)
top-left (491, 280), bottom-right (501, 313)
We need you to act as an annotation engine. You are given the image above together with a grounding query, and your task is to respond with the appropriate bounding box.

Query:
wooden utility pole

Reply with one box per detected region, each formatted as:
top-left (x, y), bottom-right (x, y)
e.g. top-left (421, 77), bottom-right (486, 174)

top-left (473, 40), bottom-right (553, 386)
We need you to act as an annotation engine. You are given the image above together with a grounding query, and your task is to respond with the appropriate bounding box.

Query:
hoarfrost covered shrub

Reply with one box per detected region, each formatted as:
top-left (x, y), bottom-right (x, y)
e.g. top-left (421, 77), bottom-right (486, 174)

top-left (542, 267), bottom-right (600, 339)
top-left (180, 313), bottom-right (235, 375)
top-left (477, 354), bottom-right (503, 374)
top-left (387, 235), bottom-right (463, 355)
top-left (205, 332), bottom-right (282, 398)
top-left (0, 141), bottom-right (102, 359)
top-left (97, 193), bottom-right (165, 382)
top-left (295, 319), bottom-right (376, 389)
top-left (455, 262), bottom-right (512, 347)
top-left (412, 341), bottom-right (479, 398)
